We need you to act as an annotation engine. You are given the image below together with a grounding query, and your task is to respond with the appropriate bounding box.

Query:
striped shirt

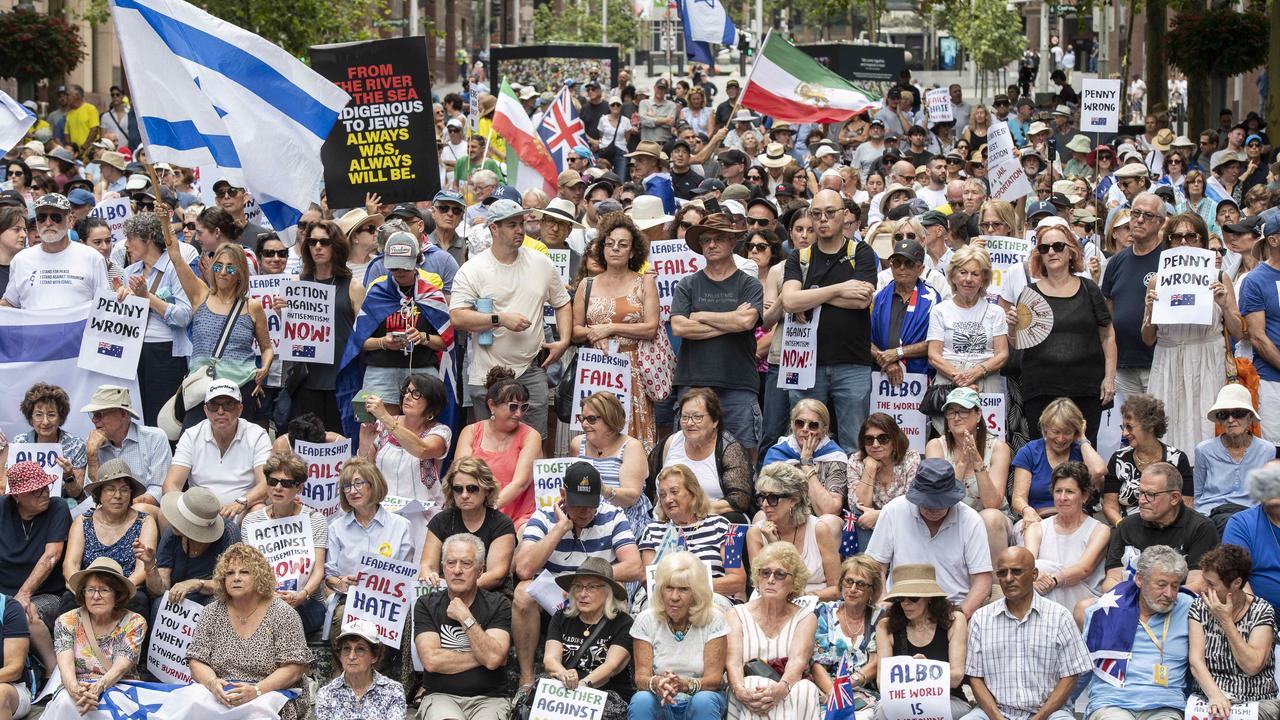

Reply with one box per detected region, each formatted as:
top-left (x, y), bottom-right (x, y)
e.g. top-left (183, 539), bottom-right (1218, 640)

top-left (522, 503), bottom-right (636, 577)
top-left (1190, 595), bottom-right (1278, 702)
top-left (89, 423), bottom-right (172, 501)
top-left (638, 514), bottom-right (729, 578)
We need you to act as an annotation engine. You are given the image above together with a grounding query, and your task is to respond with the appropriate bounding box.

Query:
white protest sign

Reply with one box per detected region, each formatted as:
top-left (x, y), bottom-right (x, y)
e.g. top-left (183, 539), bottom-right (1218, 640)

top-left (529, 677), bottom-right (609, 720)
top-left (925, 88), bottom-right (953, 123)
top-left (871, 372), bottom-right (929, 453)
top-left (248, 274), bottom-right (288, 354)
top-left (1185, 696), bottom-right (1259, 720)
top-left (243, 514), bottom-right (314, 592)
top-left (89, 197), bottom-right (133, 244)
top-left (409, 582), bottom-right (436, 671)
top-left (980, 390), bottom-right (1006, 441)
top-left (569, 347), bottom-right (631, 431)
top-left (528, 568), bottom-right (568, 614)
top-left (983, 235), bottom-right (1031, 300)
top-left (1151, 247), bottom-right (1216, 326)
top-left (1080, 78), bottom-right (1122, 134)
top-left (243, 194), bottom-right (265, 228)
top-left (77, 292), bottom-right (148, 379)
top-left (533, 457), bottom-right (577, 514)
top-left (1097, 394), bottom-right (1127, 459)
top-left (5, 443), bottom-right (65, 497)
top-left (282, 280), bottom-right (335, 363)
top-left (544, 249), bottom-right (572, 323)
top-left (346, 553), bottom-right (419, 648)
top-left (777, 307), bottom-right (821, 390)
top-left (986, 123), bottom-right (1033, 201)
top-left (650, 239), bottom-right (703, 321)
top-left (878, 656), bottom-right (954, 720)
top-left (147, 599), bottom-right (207, 684)
top-left (296, 438), bottom-right (349, 518)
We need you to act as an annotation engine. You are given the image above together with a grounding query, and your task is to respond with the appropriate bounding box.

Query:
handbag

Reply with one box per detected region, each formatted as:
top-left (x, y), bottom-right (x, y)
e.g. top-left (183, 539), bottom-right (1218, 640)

top-left (555, 279), bottom-right (592, 422)
top-left (743, 658), bottom-right (783, 681)
top-left (635, 317), bottom-right (675, 401)
top-left (919, 382), bottom-right (957, 417)
top-left (1222, 326), bottom-right (1262, 437)
top-left (158, 297), bottom-right (246, 441)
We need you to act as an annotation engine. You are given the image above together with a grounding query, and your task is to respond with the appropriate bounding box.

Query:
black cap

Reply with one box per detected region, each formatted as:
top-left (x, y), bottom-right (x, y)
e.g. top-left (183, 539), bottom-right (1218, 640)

top-left (0, 190), bottom-right (25, 208)
top-left (564, 462), bottom-right (602, 507)
top-left (994, 94), bottom-right (1010, 105)
top-left (1048, 192), bottom-right (1072, 209)
top-left (389, 204), bottom-right (426, 222)
top-left (890, 238), bottom-right (926, 264)
top-left (671, 139), bottom-right (692, 154)
top-left (919, 210), bottom-right (949, 228)
top-left (691, 178), bottom-right (726, 196)
top-left (1223, 215), bottom-right (1264, 236)
top-left (717, 148), bottom-right (748, 165)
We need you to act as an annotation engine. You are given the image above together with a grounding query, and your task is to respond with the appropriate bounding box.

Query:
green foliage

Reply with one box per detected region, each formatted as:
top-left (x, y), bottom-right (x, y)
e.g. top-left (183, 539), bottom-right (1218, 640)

top-left (0, 7), bottom-right (85, 80)
top-left (1166, 7), bottom-right (1269, 78)
top-left (939, 0), bottom-right (1023, 71)
top-left (531, 0), bottom-right (638, 52)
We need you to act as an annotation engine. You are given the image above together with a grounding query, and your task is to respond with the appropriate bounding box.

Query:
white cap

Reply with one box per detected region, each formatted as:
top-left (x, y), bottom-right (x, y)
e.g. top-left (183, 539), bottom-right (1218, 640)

top-left (335, 618), bottom-right (381, 647)
top-left (1036, 216), bottom-right (1071, 231)
top-left (204, 378), bottom-right (241, 404)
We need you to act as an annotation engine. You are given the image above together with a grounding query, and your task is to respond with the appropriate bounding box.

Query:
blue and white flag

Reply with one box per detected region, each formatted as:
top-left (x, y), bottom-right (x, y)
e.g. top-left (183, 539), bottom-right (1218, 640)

top-left (107, 0), bottom-right (349, 240)
top-left (678, 0), bottom-right (739, 66)
top-left (0, 89), bottom-right (36, 154)
top-left (41, 678), bottom-right (296, 719)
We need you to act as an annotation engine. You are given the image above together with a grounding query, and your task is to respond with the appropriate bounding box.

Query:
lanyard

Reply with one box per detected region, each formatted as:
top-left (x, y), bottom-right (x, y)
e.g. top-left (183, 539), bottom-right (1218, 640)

top-left (1139, 613), bottom-right (1171, 662)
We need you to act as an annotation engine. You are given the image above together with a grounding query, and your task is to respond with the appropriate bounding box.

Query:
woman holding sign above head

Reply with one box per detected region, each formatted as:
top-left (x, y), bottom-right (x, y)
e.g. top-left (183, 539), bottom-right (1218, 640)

top-left (571, 392), bottom-right (653, 538)
top-left (240, 451), bottom-right (328, 637)
top-left (419, 458), bottom-right (515, 592)
top-left (4, 383), bottom-right (87, 500)
top-left (453, 367), bottom-right (542, 531)
top-left (62, 459), bottom-right (156, 615)
top-left (1142, 212), bottom-right (1244, 458)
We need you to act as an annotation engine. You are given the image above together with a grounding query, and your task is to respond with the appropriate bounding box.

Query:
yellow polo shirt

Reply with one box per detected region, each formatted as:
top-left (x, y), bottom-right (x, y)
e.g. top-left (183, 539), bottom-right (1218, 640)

top-left (65, 103), bottom-right (100, 147)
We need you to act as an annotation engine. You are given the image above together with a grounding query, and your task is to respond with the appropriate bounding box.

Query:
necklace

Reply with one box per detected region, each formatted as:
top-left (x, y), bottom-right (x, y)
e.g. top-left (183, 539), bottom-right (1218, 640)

top-left (231, 600), bottom-right (263, 625)
top-left (20, 518), bottom-right (35, 542)
top-left (1133, 444), bottom-right (1161, 468)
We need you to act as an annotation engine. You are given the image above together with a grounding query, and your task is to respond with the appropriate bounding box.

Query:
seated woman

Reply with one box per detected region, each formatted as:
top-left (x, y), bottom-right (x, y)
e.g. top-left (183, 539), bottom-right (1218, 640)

top-left (139, 486), bottom-right (241, 610)
top-left (241, 451), bottom-right (328, 637)
top-left (1024, 462), bottom-right (1109, 610)
top-left (359, 374), bottom-right (452, 511)
top-left (187, 544), bottom-right (313, 720)
top-left (419, 458), bottom-right (516, 592)
top-left (848, 413), bottom-right (921, 546)
top-left (1189, 544), bottom-right (1280, 720)
top-left (453, 367), bottom-right (541, 530)
top-left (629, 551), bottom-right (728, 720)
top-left (812, 555), bottom-right (882, 712)
top-left (761, 399), bottom-right (848, 517)
top-left (746, 463), bottom-right (841, 601)
top-left (1102, 394), bottom-right (1192, 525)
top-left (1011, 398), bottom-right (1106, 548)
top-left (63, 459), bottom-right (156, 615)
top-left (2, 383), bottom-right (87, 501)
top-left (570, 391), bottom-right (653, 537)
top-left (873, 564), bottom-right (970, 720)
top-left (324, 458), bottom-right (413, 597)
top-left (725, 542), bottom-right (821, 720)
top-left (314, 619), bottom-right (406, 720)
top-left (45, 558), bottom-right (147, 717)
top-left (640, 465), bottom-right (746, 599)
top-left (925, 387), bottom-right (1012, 561)
top-left (647, 388), bottom-right (753, 520)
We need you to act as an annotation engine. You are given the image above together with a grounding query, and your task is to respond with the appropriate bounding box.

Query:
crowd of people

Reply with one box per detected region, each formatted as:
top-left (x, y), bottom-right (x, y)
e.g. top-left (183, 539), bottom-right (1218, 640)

top-left (2, 57), bottom-right (1280, 720)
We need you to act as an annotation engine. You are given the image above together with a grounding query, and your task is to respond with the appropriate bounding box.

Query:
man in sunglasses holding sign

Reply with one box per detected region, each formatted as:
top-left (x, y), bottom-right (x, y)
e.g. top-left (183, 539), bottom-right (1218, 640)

top-left (0, 193), bottom-right (108, 310)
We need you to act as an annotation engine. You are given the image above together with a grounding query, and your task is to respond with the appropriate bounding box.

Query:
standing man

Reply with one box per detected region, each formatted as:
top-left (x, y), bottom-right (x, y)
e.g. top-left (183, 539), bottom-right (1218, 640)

top-left (428, 190), bottom-right (468, 266)
top-left (950, 84), bottom-right (972, 137)
top-left (638, 80), bottom-right (678, 145)
top-left (670, 211), bottom-right (765, 454)
top-left (1104, 192), bottom-right (1165, 396)
top-left (0, 193), bottom-right (107, 310)
top-left (854, 119), bottom-right (888, 177)
top-left (211, 178), bottom-right (268, 249)
top-left (918, 156), bottom-right (949, 209)
top-left (63, 85), bottom-right (100, 150)
top-left (578, 81), bottom-right (608, 143)
top-left (1240, 208), bottom-right (1280, 442)
top-left (450, 199), bottom-right (571, 438)
top-left (714, 79), bottom-right (740, 129)
top-left (780, 189), bottom-right (877, 449)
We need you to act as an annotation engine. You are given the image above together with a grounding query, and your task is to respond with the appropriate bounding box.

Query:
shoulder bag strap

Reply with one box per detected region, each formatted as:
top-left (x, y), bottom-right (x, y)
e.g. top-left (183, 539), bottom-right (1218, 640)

top-left (211, 297), bottom-right (247, 361)
top-left (77, 608), bottom-right (114, 672)
top-left (564, 616), bottom-right (613, 671)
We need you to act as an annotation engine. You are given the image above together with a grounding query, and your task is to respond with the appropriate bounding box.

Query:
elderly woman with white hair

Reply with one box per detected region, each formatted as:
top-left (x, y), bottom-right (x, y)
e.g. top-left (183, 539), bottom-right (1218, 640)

top-left (1222, 462), bottom-right (1280, 610)
top-left (629, 551), bottom-right (728, 720)
top-left (745, 463), bottom-right (841, 601)
top-left (1194, 385), bottom-right (1274, 533)
top-left (927, 244), bottom-right (1008, 395)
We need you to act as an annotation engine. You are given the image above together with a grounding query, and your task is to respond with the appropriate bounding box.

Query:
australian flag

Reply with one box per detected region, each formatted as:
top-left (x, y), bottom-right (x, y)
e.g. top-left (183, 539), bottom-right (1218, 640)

top-left (723, 524), bottom-right (748, 569)
top-left (785, 372), bottom-right (800, 385)
top-left (824, 657), bottom-right (857, 720)
top-left (1170, 293), bottom-right (1196, 307)
top-left (1084, 579), bottom-right (1141, 687)
top-left (97, 341), bottom-right (124, 358)
top-left (839, 511), bottom-right (860, 558)
top-left (293, 345), bottom-right (317, 359)
top-left (536, 86), bottom-right (589, 174)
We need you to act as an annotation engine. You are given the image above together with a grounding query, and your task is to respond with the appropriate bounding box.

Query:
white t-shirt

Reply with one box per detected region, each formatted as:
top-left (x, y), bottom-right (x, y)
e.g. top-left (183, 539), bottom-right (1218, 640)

top-left (450, 246), bottom-right (571, 385)
top-left (664, 432), bottom-right (722, 501)
top-left (629, 607), bottom-right (729, 677)
top-left (917, 186), bottom-right (947, 209)
top-left (864, 496), bottom-right (993, 604)
top-left (926, 298), bottom-right (1008, 366)
top-left (597, 115), bottom-right (633, 151)
top-left (172, 418), bottom-right (271, 504)
top-left (3, 241), bottom-right (108, 310)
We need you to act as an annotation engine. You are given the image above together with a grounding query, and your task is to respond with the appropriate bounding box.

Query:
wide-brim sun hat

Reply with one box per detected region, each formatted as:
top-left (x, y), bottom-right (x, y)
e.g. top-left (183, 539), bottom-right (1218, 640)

top-left (882, 563), bottom-right (948, 602)
top-left (160, 487), bottom-right (225, 543)
top-left (554, 556), bottom-right (627, 603)
top-left (1206, 383), bottom-right (1260, 423)
top-left (68, 557), bottom-right (136, 601)
top-left (905, 457), bottom-right (965, 509)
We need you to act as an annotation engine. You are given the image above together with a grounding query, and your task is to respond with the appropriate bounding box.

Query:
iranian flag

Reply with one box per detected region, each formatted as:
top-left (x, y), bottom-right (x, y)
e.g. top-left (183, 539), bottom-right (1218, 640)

top-left (740, 33), bottom-right (881, 123)
top-left (492, 79), bottom-right (557, 194)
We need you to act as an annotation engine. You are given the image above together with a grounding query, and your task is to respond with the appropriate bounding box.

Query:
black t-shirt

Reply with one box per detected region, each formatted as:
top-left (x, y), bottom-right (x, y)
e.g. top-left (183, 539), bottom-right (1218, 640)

top-left (414, 589), bottom-right (512, 696)
top-left (426, 507), bottom-right (516, 551)
top-left (670, 169), bottom-right (705, 200)
top-left (364, 284), bottom-right (441, 369)
top-left (1021, 279), bottom-right (1111, 399)
top-left (1105, 504), bottom-right (1219, 571)
top-left (783, 240), bottom-right (878, 366)
top-left (0, 595), bottom-right (29, 670)
top-left (904, 149), bottom-right (934, 168)
top-left (157, 522), bottom-right (241, 586)
top-left (0, 496), bottom-right (71, 596)
top-left (714, 100), bottom-right (735, 129)
top-left (548, 610), bottom-right (634, 698)
top-left (580, 100), bottom-right (609, 140)
top-left (1100, 245), bottom-right (1162, 369)
top-left (670, 269), bottom-right (764, 391)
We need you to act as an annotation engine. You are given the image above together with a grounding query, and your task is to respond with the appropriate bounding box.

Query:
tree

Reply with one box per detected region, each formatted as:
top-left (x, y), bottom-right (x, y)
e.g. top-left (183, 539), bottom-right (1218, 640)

top-left (531, 0), bottom-right (638, 52)
top-left (1166, 6), bottom-right (1268, 131)
top-left (0, 6), bottom-right (84, 100)
top-left (939, 0), bottom-right (1022, 95)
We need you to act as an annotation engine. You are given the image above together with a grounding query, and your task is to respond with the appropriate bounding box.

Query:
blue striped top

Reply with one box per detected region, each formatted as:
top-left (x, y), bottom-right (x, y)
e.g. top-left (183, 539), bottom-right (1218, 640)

top-left (521, 503), bottom-right (636, 576)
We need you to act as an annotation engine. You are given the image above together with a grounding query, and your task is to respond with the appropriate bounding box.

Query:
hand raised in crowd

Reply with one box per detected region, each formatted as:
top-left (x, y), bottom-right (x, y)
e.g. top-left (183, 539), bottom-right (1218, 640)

top-left (133, 538), bottom-right (155, 569)
top-left (128, 274), bottom-right (150, 300)
top-left (364, 192), bottom-right (382, 216)
top-left (364, 394), bottom-right (390, 423)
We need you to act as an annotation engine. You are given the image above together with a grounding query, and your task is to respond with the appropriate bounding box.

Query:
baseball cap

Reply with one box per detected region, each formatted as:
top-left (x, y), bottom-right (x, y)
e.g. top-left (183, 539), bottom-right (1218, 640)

top-left (691, 178), bottom-right (725, 196)
top-left (564, 461), bottom-right (602, 507)
top-left (1027, 200), bottom-right (1056, 220)
top-left (1261, 207), bottom-right (1280, 238)
top-left (0, 190), bottom-right (25, 208)
top-left (557, 169), bottom-right (586, 187)
top-left (33, 193), bottom-right (71, 212)
top-left (482, 185), bottom-right (523, 204)
top-left (721, 184), bottom-right (751, 202)
top-left (67, 188), bottom-right (96, 207)
top-left (486, 199), bottom-right (527, 224)
top-left (993, 94), bottom-right (1010, 105)
top-left (383, 231), bottom-right (420, 270)
top-left (919, 210), bottom-right (949, 228)
top-left (446, 118), bottom-right (463, 130)
top-left (717, 148), bottom-right (748, 166)
top-left (1222, 215), bottom-right (1263, 236)
top-left (433, 190), bottom-right (465, 207)
top-left (389, 204), bottom-right (425, 222)
top-left (890, 239), bottom-right (926, 264)
top-left (1211, 150), bottom-right (1245, 171)
top-left (204, 378), bottom-right (241, 404)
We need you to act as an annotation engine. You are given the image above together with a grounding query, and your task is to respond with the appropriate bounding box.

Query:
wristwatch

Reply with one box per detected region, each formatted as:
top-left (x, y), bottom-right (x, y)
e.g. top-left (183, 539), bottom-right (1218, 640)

top-left (896, 346), bottom-right (904, 359)
top-left (490, 313), bottom-right (500, 326)
top-left (234, 495), bottom-right (248, 508)
top-left (462, 616), bottom-right (476, 630)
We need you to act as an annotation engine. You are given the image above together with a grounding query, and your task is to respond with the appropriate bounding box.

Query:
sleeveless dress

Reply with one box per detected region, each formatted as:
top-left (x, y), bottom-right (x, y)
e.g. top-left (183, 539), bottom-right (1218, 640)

top-left (471, 421), bottom-right (536, 528)
top-left (83, 510), bottom-right (147, 577)
top-left (798, 516), bottom-right (827, 594)
top-left (577, 438), bottom-right (653, 538)
top-left (1149, 299), bottom-right (1226, 456)
top-left (585, 274), bottom-right (656, 452)
top-left (1035, 514), bottom-right (1105, 610)
top-left (297, 275), bottom-right (353, 391)
top-left (727, 599), bottom-right (822, 720)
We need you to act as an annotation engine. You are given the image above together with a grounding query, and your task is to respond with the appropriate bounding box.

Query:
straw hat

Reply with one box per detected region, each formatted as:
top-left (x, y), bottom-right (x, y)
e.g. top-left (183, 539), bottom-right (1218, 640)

top-left (882, 564), bottom-right (948, 602)
top-left (335, 208), bottom-right (385, 238)
top-left (759, 142), bottom-right (792, 169)
top-left (160, 487), bottom-right (225, 543)
top-left (68, 557), bottom-right (136, 602)
top-left (1152, 128), bottom-right (1175, 152)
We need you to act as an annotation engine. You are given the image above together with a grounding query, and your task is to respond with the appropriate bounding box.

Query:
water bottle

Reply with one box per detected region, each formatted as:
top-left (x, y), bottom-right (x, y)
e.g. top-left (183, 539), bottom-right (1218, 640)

top-left (475, 297), bottom-right (494, 346)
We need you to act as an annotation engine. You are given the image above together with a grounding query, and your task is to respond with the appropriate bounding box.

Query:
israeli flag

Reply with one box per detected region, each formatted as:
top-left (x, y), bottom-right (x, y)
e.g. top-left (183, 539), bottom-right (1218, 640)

top-left (107, 0), bottom-right (349, 239)
top-left (0, 89), bottom-right (36, 154)
top-left (679, 0), bottom-right (739, 66)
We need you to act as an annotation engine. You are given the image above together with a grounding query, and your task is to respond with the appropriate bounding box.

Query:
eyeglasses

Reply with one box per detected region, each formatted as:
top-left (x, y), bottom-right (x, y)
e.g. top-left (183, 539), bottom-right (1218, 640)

top-left (99, 484), bottom-right (131, 496)
top-left (864, 433), bottom-right (891, 446)
top-left (435, 205), bottom-right (464, 216)
top-left (793, 419), bottom-right (822, 431)
top-left (83, 586), bottom-right (115, 597)
top-left (746, 217), bottom-right (772, 227)
top-left (1136, 489), bottom-right (1174, 501)
top-left (944, 408), bottom-right (973, 419)
top-left (36, 212), bottom-right (64, 224)
top-left (758, 569), bottom-right (793, 582)
top-left (340, 479), bottom-right (371, 493)
top-left (403, 388), bottom-right (424, 401)
top-left (1129, 209), bottom-right (1159, 222)
top-left (261, 248), bottom-right (289, 259)
top-left (266, 476), bottom-right (303, 488)
top-left (1037, 241), bottom-right (1069, 254)
top-left (808, 208), bottom-right (841, 219)
top-left (506, 401), bottom-right (531, 414)
top-left (979, 221), bottom-right (1007, 231)
top-left (1214, 409), bottom-right (1252, 422)
top-left (603, 240), bottom-right (632, 250)
top-left (1167, 231), bottom-right (1201, 245)
top-left (756, 492), bottom-right (787, 507)
top-left (357, 224), bottom-right (377, 235)
top-left (578, 413), bottom-right (601, 425)
top-left (210, 262), bottom-right (238, 275)
top-left (679, 413), bottom-right (707, 425)
top-left (995, 567), bottom-right (1027, 578)
top-left (572, 582), bottom-right (608, 593)
top-left (308, 236), bottom-right (331, 247)
top-left (841, 578), bottom-right (872, 589)
top-left (452, 484), bottom-right (481, 495)
top-left (205, 399), bottom-right (238, 412)
top-left (892, 232), bottom-right (918, 241)
top-left (214, 188), bottom-right (242, 199)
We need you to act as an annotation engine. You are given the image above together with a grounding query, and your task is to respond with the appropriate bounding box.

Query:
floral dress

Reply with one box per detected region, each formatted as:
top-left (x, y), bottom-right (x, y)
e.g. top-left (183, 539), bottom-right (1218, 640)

top-left (814, 602), bottom-right (881, 712)
top-left (53, 609), bottom-right (147, 682)
top-left (586, 274), bottom-right (656, 452)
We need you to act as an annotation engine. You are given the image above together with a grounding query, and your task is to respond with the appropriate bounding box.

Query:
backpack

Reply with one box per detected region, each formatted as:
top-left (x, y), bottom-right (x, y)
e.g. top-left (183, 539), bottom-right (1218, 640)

top-left (0, 595), bottom-right (41, 698)
top-left (798, 238), bottom-right (860, 287)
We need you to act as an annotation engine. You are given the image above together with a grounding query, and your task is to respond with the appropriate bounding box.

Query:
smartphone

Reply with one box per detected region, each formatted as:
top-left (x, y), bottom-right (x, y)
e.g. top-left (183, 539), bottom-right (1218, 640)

top-left (390, 331), bottom-right (408, 342)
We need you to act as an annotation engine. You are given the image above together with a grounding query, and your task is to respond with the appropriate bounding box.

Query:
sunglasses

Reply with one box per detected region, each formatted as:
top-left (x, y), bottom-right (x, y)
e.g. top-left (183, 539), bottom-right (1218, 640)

top-left (577, 413), bottom-right (601, 425)
top-left (308, 236), bottom-right (331, 247)
top-left (357, 224), bottom-right (377, 235)
top-left (136, 202), bottom-right (155, 212)
top-left (210, 262), bottom-right (238, 275)
top-left (184, 222), bottom-right (197, 231)
top-left (747, 242), bottom-right (771, 252)
top-left (946, 158), bottom-right (962, 165)
top-left (266, 477), bottom-right (303, 488)
top-left (889, 257), bottom-right (918, 269)
top-left (435, 205), bottom-right (464, 216)
top-left (36, 212), bottom-right (64, 224)
top-left (759, 569), bottom-right (793, 582)
top-left (1166, 232), bottom-right (1201, 245)
top-left (979, 221), bottom-right (1007, 231)
top-left (864, 433), bottom-right (891, 446)
top-left (1037, 241), bottom-right (1069, 254)
top-left (452, 484), bottom-right (482, 495)
top-left (7, 170), bottom-right (23, 177)
top-left (1214, 409), bottom-right (1252, 422)
top-left (297, 221), bottom-right (313, 232)
top-left (260, 248), bottom-right (289, 259)
top-left (205, 399), bottom-right (238, 412)
top-left (746, 217), bottom-right (771, 226)
top-left (793, 419), bottom-right (821, 431)
top-left (214, 188), bottom-right (242, 199)
top-left (756, 492), bottom-right (788, 506)
top-left (892, 232), bottom-right (918, 241)
top-left (506, 401), bottom-right (531, 414)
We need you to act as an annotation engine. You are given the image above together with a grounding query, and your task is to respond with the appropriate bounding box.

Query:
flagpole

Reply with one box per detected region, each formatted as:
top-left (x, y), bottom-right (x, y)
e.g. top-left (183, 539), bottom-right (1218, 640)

top-left (702, 29), bottom-right (769, 159)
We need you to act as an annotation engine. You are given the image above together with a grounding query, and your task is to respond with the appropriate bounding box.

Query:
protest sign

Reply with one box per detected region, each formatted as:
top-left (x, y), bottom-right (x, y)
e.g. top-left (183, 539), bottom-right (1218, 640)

top-left (88, 197), bottom-right (133, 244)
top-left (248, 274), bottom-right (288, 355)
top-left (1080, 78), bottom-right (1122, 134)
top-left (77, 292), bottom-right (147, 379)
top-left (311, 36), bottom-right (441, 207)
top-left (878, 656), bottom-right (954, 720)
top-left (295, 438), bottom-right (349, 517)
top-left (778, 308), bottom-right (821, 390)
top-left (649, 239), bottom-right (703, 320)
top-left (925, 88), bottom-right (953, 123)
top-left (5, 443), bottom-right (65, 497)
top-left (986, 124), bottom-right (1033, 201)
top-left (528, 677), bottom-right (609, 720)
top-left (1151, 247), bottom-right (1216, 326)
top-left (147, 599), bottom-right (207, 684)
top-left (282, 280), bottom-right (336, 364)
top-left (1185, 696), bottom-right (1259, 720)
top-left (980, 391), bottom-right (1006, 441)
top-left (983, 235), bottom-right (1031, 299)
top-left (544, 249), bottom-right (571, 323)
top-left (569, 348), bottom-right (631, 431)
top-left (345, 553), bottom-right (419, 648)
top-left (409, 582), bottom-right (437, 671)
top-left (243, 514), bottom-right (315, 591)
top-left (871, 372), bottom-right (929, 453)
top-left (533, 457), bottom-right (577, 514)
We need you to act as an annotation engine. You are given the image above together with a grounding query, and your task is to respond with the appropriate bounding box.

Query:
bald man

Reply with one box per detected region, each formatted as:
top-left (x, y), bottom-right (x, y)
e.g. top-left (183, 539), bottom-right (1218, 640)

top-left (963, 547), bottom-right (1091, 720)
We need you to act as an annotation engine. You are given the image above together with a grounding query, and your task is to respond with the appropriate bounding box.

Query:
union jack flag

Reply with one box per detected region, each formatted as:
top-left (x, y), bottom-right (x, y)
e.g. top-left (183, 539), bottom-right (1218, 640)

top-left (839, 511), bottom-right (859, 558)
top-left (824, 657), bottom-right (856, 719)
top-left (723, 524), bottom-right (748, 569)
top-left (536, 86), bottom-right (589, 173)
